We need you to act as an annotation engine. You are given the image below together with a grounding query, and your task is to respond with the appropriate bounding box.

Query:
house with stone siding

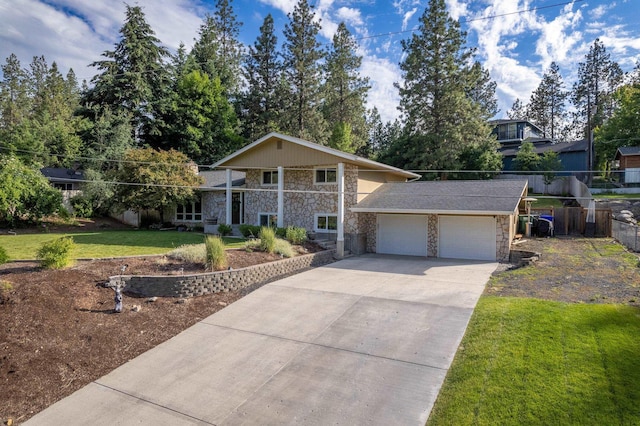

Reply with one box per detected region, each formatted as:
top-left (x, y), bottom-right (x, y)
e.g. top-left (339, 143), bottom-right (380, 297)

top-left (171, 132), bottom-right (527, 262)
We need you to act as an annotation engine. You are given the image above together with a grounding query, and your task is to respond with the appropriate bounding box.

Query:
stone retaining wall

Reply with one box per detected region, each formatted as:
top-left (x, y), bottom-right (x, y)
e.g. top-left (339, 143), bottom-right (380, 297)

top-left (110, 250), bottom-right (336, 298)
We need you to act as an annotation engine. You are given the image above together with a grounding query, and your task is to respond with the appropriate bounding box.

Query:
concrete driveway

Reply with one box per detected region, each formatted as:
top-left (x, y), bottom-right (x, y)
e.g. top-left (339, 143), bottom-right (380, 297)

top-left (26, 254), bottom-right (497, 425)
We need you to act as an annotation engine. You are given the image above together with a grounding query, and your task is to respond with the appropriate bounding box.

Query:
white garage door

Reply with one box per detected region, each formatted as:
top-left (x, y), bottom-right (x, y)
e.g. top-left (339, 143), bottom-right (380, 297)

top-left (439, 216), bottom-right (496, 261)
top-left (377, 214), bottom-right (427, 256)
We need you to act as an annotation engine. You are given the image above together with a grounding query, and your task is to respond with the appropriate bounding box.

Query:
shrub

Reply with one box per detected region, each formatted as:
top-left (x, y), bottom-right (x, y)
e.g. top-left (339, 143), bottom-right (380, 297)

top-left (205, 235), bottom-right (227, 270)
top-left (217, 223), bottom-right (232, 236)
top-left (285, 226), bottom-right (307, 245)
top-left (37, 236), bottom-right (75, 269)
top-left (259, 226), bottom-right (276, 253)
top-left (275, 227), bottom-right (286, 238)
top-left (168, 244), bottom-right (206, 263)
top-left (0, 280), bottom-right (13, 304)
top-left (0, 246), bottom-right (9, 265)
top-left (70, 194), bottom-right (93, 218)
top-left (239, 224), bottom-right (261, 238)
top-left (274, 239), bottom-right (295, 258)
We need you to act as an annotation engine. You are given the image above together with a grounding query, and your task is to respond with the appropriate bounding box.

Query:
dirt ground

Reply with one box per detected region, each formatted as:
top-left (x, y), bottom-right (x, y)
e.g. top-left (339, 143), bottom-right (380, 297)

top-left (487, 236), bottom-right (640, 306)
top-left (1, 230), bottom-right (639, 425)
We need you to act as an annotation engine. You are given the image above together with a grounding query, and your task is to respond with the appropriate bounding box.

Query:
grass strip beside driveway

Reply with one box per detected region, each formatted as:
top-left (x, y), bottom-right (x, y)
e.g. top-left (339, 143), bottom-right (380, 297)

top-left (428, 296), bottom-right (640, 425)
top-left (0, 230), bottom-right (246, 260)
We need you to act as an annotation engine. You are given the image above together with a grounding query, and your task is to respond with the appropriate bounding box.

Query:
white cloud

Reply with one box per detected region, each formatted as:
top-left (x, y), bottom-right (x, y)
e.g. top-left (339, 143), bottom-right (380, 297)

top-left (335, 7), bottom-right (363, 27)
top-left (360, 55), bottom-right (402, 123)
top-left (445, 0), bottom-right (469, 20)
top-left (401, 8), bottom-right (417, 31)
top-left (257, 0), bottom-right (297, 15)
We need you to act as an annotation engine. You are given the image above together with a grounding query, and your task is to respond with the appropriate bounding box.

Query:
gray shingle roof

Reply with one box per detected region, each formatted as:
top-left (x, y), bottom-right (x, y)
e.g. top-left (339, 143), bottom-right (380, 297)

top-left (40, 167), bottom-right (84, 181)
top-left (352, 180), bottom-right (527, 215)
top-left (616, 146), bottom-right (640, 156)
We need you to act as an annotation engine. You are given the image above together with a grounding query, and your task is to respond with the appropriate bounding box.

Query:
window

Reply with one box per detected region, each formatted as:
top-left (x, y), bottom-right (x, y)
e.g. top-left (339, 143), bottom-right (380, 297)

top-left (176, 201), bottom-right (202, 221)
top-left (314, 167), bottom-right (337, 184)
top-left (315, 214), bottom-right (338, 232)
top-left (54, 183), bottom-right (73, 191)
top-left (259, 213), bottom-right (278, 227)
top-left (262, 170), bottom-right (278, 185)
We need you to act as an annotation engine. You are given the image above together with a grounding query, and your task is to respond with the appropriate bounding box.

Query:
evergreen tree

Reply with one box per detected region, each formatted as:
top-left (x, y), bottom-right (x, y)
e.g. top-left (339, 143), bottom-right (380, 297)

top-left (466, 61), bottom-right (498, 118)
top-left (323, 22), bottom-right (370, 153)
top-left (513, 141), bottom-right (540, 172)
top-left (281, 0), bottom-right (327, 143)
top-left (389, 0), bottom-right (500, 177)
top-left (528, 62), bottom-right (567, 140)
top-left (151, 70), bottom-right (243, 164)
top-left (0, 54), bottom-right (31, 131)
top-left (507, 98), bottom-right (528, 120)
top-left (573, 38), bottom-right (623, 136)
top-left (192, 0), bottom-right (243, 95)
top-left (85, 4), bottom-right (169, 141)
top-left (241, 14), bottom-right (284, 141)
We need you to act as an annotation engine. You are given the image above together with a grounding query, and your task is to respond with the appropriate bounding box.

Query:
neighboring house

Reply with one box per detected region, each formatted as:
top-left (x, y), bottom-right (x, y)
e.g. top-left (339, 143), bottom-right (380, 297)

top-left (41, 167), bottom-right (84, 210)
top-left (614, 147), bottom-right (640, 184)
top-left (490, 119), bottom-right (589, 177)
top-left (197, 132), bottom-right (527, 261)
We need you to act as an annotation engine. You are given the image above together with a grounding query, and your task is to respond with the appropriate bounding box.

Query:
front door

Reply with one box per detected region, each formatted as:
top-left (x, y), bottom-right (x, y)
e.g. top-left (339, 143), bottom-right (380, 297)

top-left (231, 192), bottom-right (244, 224)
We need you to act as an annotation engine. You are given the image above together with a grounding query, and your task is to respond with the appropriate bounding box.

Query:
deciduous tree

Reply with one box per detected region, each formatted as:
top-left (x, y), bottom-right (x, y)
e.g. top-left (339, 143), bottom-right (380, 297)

top-left (111, 148), bottom-right (204, 223)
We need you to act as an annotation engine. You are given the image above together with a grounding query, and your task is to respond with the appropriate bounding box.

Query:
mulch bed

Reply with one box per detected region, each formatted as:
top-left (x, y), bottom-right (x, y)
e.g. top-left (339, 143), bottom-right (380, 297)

top-left (0, 218), bottom-right (324, 425)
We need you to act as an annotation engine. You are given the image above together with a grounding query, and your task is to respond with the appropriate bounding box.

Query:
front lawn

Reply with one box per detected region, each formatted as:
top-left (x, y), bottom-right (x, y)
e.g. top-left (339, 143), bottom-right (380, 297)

top-left (0, 230), bottom-right (246, 260)
top-left (428, 296), bottom-right (640, 425)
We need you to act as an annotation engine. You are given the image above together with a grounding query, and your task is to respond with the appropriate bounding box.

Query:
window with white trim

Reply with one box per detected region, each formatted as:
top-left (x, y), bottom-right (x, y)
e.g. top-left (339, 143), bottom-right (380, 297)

top-left (315, 214), bottom-right (338, 232)
top-left (314, 167), bottom-right (337, 184)
top-left (262, 170), bottom-right (278, 185)
top-left (259, 212), bottom-right (278, 227)
top-left (54, 183), bottom-right (74, 191)
top-left (176, 201), bottom-right (202, 221)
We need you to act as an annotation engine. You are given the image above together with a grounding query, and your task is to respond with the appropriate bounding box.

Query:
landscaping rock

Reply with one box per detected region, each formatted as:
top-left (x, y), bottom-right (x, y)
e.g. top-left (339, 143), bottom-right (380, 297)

top-left (146, 297), bottom-right (158, 303)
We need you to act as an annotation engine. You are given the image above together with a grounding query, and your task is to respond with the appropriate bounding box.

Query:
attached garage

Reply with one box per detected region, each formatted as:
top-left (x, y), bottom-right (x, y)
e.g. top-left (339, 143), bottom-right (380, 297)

top-left (439, 216), bottom-right (496, 261)
top-left (377, 214), bottom-right (428, 256)
top-left (352, 180), bottom-right (528, 262)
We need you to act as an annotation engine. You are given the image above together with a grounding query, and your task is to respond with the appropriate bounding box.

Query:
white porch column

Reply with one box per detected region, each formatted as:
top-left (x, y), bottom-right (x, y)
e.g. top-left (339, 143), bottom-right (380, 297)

top-left (277, 166), bottom-right (284, 228)
top-left (225, 168), bottom-right (232, 226)
top-left (337, 162), bottom-right (345, 258)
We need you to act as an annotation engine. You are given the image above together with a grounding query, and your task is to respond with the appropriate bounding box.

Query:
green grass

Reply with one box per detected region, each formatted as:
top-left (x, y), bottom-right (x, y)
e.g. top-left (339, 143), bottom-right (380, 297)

top-left (428, 297), bottom-right (640, 425)
top-left (0, 231), bottom-right (246, 260)
top-left (593, 193), bottom-right (640, 199)
top-left (528, 193), bottom-right (565, 209)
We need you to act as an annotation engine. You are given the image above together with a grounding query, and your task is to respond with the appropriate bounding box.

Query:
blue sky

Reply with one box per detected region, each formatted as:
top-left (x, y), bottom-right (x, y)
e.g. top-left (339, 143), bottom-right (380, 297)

top-left (0, 0), bottom-right (639, 123)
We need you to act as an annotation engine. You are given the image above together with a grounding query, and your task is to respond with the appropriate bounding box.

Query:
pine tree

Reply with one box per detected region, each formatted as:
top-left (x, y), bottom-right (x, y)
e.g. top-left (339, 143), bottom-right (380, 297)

top-left (507, 98), bottom-right (528, 120)
top-left (0, 54), bottom-right (31, 129)
top-left (241, 14), bottom-right (284, 141)
top-left (573, 39), bottom-right (623, 135)
top-left (86, 4), bottom-right (169, 141)
top-left (192, 0), bottom-right (243, 95)
top-left (323, 22), bottom-right (370, 153)
top-left (281, 0), bottom-right (327, 143)
top-left (390, 0), bottom-right (500, 177)
top-left (466, 61), bottom-right (498, 118)
top-left (528, 62), bottom-right (567, 140)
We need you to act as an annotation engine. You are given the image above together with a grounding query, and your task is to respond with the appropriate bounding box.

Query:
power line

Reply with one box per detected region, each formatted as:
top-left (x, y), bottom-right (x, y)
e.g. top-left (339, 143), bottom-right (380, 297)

top-left (356, 0), bottom-right (585, 41)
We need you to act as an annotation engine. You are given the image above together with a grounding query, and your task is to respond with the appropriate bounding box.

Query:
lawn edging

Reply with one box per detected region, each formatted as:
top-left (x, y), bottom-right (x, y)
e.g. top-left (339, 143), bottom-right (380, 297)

top-left (109, 249), bottom-right (337, 298)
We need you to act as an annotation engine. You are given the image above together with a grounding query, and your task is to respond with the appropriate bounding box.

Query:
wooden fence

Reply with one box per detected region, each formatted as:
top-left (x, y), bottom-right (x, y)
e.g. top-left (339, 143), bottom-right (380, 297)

top-left (531, 207), bottom-right (612, 237)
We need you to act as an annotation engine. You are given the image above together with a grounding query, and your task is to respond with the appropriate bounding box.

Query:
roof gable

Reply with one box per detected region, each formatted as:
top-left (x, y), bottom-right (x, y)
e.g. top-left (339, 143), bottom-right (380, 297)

top-left (352, 180), bottom-right (528, 215)
top-left (616, 146), bottom-right (640, 158)
top-left (212, 132), bottom-right (419, 180)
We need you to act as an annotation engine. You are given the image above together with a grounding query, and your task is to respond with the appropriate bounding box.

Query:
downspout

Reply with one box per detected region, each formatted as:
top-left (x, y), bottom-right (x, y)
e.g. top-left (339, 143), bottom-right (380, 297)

top-left (277, 166), bottom-right (284, 228)
top-left (337, 162), bottom-right (345, 258)
top-left (225, 169), bottom-right (232, 226)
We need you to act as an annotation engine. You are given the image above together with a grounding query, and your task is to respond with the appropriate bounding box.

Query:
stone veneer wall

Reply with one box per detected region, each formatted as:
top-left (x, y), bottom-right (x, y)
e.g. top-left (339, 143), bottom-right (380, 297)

top-left (242, 165), bottom-right (359, 234)
top-left (111, 250), bottom-right (336, 298)
top-left (427, 214), bottom-right (438, 257)
top-left (496, 215), bottom-right (511, 261)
